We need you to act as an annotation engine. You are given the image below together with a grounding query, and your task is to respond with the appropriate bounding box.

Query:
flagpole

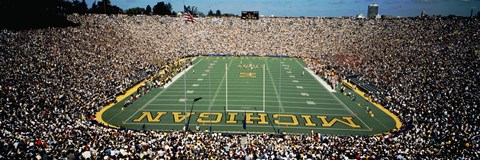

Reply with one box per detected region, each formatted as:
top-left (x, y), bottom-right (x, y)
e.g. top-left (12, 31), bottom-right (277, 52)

top-left (184, 58), bottom-right (187, 112)
top-left (183, 15), bottom-right (187, 131)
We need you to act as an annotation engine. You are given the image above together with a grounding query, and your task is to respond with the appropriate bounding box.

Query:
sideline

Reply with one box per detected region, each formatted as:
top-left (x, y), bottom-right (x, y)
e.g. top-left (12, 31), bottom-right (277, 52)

top-left (95, 57), bottom-right (196, 129)
top-left (95, 79), bottom-right (145, 129)
top-left (123, 58), bottom-right (202, 123)
top-left (342, 80), bottom-right (402, 132)
top-left (304, 67), bottom-right (336, 92)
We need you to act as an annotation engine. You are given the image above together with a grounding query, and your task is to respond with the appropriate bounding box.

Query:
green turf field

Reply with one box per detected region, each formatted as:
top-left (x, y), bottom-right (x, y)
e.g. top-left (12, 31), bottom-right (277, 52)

top-left (100, 56), bottom-right (399, 135)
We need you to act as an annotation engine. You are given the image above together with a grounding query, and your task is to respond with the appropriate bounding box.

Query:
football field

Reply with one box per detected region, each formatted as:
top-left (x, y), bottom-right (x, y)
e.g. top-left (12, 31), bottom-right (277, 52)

top-left (98, 56), bottom-right (400, 135)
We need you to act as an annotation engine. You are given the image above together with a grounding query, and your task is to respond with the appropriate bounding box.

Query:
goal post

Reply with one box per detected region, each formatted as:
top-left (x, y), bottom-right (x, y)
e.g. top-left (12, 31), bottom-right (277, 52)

top-left (225, 63), bottom-right (266, 112)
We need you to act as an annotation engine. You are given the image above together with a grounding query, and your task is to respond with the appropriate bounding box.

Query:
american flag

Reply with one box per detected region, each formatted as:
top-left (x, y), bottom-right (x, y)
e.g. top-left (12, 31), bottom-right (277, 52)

top-left (184, 5), bottom-right (196, 23)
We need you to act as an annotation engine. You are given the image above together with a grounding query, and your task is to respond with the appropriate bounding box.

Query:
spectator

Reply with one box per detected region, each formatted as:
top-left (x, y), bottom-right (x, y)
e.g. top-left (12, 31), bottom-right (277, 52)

top-left (0, 14), bottom-right (478, 159)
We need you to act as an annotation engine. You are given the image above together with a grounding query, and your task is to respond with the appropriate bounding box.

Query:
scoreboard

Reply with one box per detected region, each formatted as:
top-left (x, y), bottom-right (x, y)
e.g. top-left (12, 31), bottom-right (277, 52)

top-left (241, 11), bottom-right (259, 20)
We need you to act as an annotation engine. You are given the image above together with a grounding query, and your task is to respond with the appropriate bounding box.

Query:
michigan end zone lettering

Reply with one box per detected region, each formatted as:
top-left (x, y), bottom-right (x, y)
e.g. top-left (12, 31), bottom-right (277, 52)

top-left (132, 111), bottom-right (361, 128)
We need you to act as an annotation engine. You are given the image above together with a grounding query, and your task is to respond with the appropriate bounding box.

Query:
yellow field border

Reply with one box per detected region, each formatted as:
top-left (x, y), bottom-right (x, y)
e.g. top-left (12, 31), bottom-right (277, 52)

top-left (96, 57), bottom-right (193, 129)
top-left (342, 80), bottom-right (402, 131)
top-left (95, 79), bottom-right (147, 129)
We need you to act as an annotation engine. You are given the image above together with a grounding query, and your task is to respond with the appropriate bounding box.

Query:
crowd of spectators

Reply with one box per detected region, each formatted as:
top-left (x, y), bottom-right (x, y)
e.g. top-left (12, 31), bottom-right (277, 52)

top-left (0, 14), bottom-right (478, 159)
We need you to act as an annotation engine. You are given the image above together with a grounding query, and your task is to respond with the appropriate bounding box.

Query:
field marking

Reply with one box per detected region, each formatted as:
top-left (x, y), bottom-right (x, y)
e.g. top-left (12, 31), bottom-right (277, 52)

top-left (122, 58), bottom-right (371, 132)
top-left (294, 59), bottom-right (371, 130)
top-left (150, 95), bottom-right (336, 101)
top-left (149, 99), bottom-right (341, 105)
top-left (192, 84), bottom-right (199, 87)
top-left (263, 106), bottom-right (346, 110)
top-left (301, 93), bottom-right (309, 96)
top-left (294, 59), bottom-right (306, 68)
top-left (122, 122), bottom-right (372, 132)
top-left (139, 109), bottom-right (351, 116)
top-left (292, 80), bottom-right (299, 83)
top-left (147, 104), bottom-right (344, 110)
top-left (168, 84), bottom-right (327, 89)
top-left (296, 86), bottom-right (303, 89)
top-left (327, 87), bottom-right (371, 130)
top-left (197, 78), bottom-right (203, 81)
top-left (151, 100), bottom-right (340, 105)
top-left (141, 109), bottom-right (228, 112)
top-left (105, 109), bottom-right (125, 123)
top-left (342, 81), bottom-right (398, 131)
top-left (146, 103), bottom-right (346, 110)
top-left (306, 101), bottom-right (316, 105)
top-left (209, 59), bottom-right (234, 111)
top-left (171, 85), bottom-right (316, 90)
top-left (149, 98), bottom-right (336, 102)
top-left (166, 88), bottom-right (331, 94)
top-left (201, 74), bottom-right (207, 76)
top-left (302, 68), bottom-right (336, 93)
top-left (172, 79), bottom-right (325, 85)
top-left (186, 90), bottom-right (194, 94)
top-left (122, 58), bottom-right (204, 123)
top-left (264, 60), bottom-right (285, 112)
top-left (224, 109), bottom-right (265, 113)
top-left (230, 92), bottom-right (331, 97)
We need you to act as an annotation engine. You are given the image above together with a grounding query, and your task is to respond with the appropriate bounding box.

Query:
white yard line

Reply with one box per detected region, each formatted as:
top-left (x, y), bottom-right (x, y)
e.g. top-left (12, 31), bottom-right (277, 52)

top-left (139, 109), bottom-right (352, 116)
top-left (151, 95), bottom-right (336, 101)
top-left (264, 60), bottom-right (285, 112)
top-left (294, 59), bottom-right (335, 93)
top-left (149, 99), bottom-right (341, 105)
top-left (303, 68), bottom-right (336, 93)
top-left (122, 58), bottom-right (204, 124)
top-left (208, 59), bottom-right (234, 110)
top-left (146, 104), bottom-right (348, 111)
top-left (294, 59), bottom-right (371, 130)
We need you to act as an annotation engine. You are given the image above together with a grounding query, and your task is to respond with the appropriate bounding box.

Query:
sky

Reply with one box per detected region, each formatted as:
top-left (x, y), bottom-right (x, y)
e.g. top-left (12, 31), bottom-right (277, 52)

top-left (86, 0), bottom-right (480, 17)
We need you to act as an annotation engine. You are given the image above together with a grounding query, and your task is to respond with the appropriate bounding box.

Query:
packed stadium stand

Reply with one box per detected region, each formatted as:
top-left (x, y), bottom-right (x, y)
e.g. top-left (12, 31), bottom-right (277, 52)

top-left (0, 14), bottom-right (479, 159)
